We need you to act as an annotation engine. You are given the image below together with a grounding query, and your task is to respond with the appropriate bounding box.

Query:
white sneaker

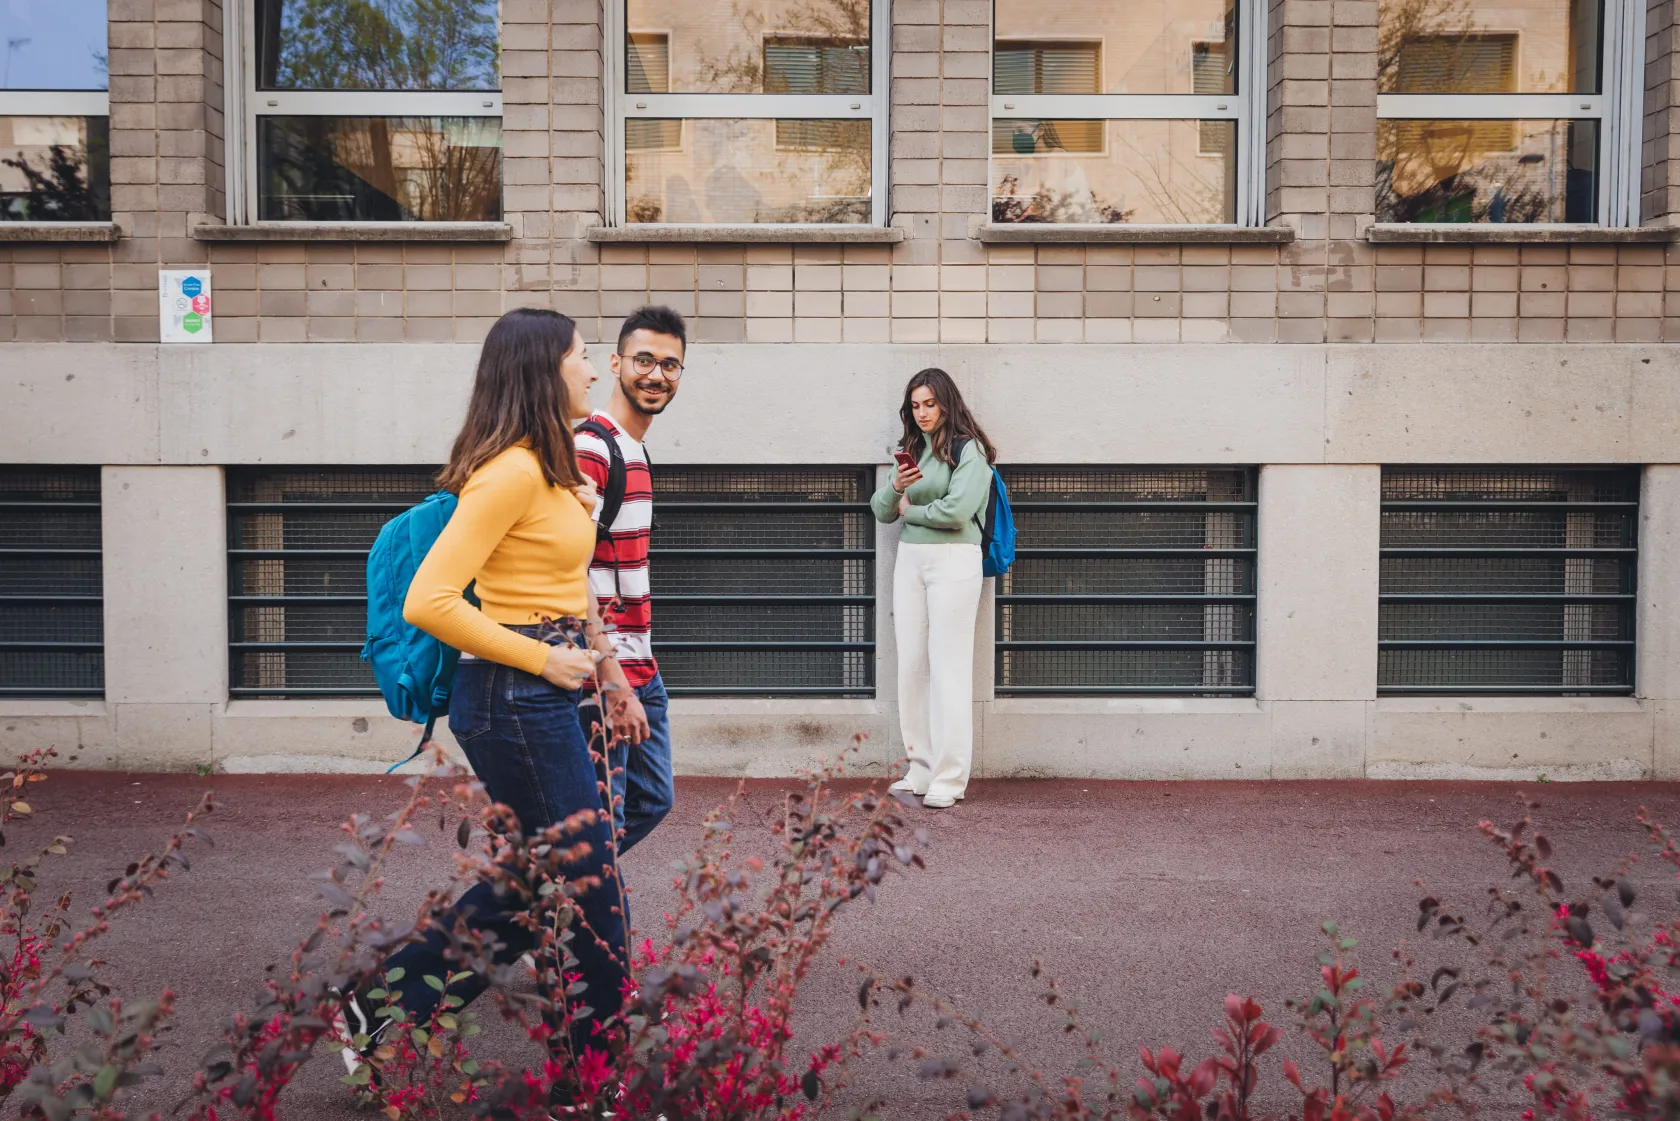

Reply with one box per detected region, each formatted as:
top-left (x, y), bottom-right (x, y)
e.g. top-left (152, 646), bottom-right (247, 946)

top-left (889, 776), bottom-right (926, 796)
top-left (922, 792), bottom-right (957, 809)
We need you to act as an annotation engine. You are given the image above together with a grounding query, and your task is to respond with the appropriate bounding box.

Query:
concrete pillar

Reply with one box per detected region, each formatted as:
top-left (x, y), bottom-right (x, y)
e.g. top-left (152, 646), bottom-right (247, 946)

top-left (102, 466), bottom-right (227, 770)
top-left (1256, 464), bottom-right (1380, 776)
top-left (1640, 466), bottom-right (1680, 777)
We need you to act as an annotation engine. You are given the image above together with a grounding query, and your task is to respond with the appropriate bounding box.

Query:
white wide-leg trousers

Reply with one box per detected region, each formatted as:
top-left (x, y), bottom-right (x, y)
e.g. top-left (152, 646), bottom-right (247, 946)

top-left (893, 542), bottom-right (983, 800)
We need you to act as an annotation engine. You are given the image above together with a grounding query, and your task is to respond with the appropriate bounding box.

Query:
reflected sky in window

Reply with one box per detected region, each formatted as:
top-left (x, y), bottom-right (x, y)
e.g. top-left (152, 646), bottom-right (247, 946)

top-left (0, 0), bottom-right (108, 90)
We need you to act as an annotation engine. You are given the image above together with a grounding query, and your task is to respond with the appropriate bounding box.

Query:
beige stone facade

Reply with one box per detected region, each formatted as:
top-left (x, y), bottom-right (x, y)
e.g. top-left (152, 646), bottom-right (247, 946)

top-left (4, 0), bottom-right (1680, 778)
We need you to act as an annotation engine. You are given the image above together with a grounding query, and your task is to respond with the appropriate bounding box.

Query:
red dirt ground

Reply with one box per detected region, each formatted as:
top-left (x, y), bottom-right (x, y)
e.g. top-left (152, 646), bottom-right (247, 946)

top-left (17, 771), bottom-right (1680, 1117)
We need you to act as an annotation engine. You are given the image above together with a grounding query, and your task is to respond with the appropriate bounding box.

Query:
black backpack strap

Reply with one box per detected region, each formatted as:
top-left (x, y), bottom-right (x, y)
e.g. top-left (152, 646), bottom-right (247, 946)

top-left (576, 419), bottom-right (628, 535)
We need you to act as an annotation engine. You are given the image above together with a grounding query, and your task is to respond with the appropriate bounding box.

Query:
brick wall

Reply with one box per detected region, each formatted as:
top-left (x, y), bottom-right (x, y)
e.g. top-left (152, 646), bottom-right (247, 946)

top-left (3, 0), bottom-right (1680, 346)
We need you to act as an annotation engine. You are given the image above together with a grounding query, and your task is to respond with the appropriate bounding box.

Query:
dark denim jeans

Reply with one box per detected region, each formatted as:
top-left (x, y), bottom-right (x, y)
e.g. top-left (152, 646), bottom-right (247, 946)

top-left (593, 673), bottom-right (675, 855)
top-left (383, 652), bottom-right (629, 1056)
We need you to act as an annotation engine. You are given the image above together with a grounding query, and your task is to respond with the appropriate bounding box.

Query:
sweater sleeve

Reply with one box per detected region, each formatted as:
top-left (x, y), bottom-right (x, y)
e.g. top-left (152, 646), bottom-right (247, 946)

top-left (870, 469), bottom-right (905, 523)
top-left (904, 442), bottom-right (991, 531)
top-left (403, 453), bottom-right (554, 675)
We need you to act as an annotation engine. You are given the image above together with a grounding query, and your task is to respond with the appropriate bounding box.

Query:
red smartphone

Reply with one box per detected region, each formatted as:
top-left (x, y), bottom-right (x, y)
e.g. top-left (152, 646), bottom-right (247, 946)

top-left (893, 451), bottom-right (918, 473)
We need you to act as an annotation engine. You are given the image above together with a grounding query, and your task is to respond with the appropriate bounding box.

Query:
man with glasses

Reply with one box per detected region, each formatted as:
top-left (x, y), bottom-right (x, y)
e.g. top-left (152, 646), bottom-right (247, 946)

top-left (573, 305), bottom-right (687, 856)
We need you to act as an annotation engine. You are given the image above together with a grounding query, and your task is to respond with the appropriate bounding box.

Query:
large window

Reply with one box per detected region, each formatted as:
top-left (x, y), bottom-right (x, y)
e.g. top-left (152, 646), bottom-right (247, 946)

top-left (0, 0), bottom-right (110, 222)
top-left (996, 468), bottom-right (1257, 695)
top-left (225, 0), bottom-right (502, 223)
top-left (649, 468), bottom-right (875, 695)
top-left (990, 0), bottom-right (1266, 225)
top-left (227, 468), bottom-right (437, 698)
top-left (1376, 0), bottom-right (1645, 224)
top-left (1379, 468), bottom-right (1638, 694)
top-left (609, 0), bottom-right (890, 226)
top-left (0, 468), bottom-right (103, 698)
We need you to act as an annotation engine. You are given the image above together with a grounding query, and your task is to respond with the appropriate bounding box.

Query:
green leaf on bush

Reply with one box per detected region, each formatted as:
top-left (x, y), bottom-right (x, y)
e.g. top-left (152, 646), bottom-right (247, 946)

top-left (437, 1013), bottom-right (458, 1031)
top-left (366, 988), bottom-right (387, 1001)
top-left (385, 967), bottom-right (405, 983)
top-left (412, 1028), bottom-right (430, 1047)
top-left (92, 1064), bottom-right (117, 1100)
top-left (425, 974), bottom-right (445, 992)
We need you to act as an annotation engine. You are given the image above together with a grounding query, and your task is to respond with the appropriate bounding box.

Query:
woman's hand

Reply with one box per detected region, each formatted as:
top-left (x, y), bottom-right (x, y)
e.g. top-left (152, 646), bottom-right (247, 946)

top-left (892, 462), bottom-right (922, 494)
top-left (540, 643), bottom-right (597, 690)
top-left (573, 478), bottom-right (600, 517)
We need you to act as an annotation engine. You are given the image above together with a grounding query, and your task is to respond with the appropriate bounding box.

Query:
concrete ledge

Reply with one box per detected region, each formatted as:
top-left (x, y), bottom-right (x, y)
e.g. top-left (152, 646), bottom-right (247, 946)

top-left (586, 224), bottom-right (905, 244)
top-left (192, 222), bottom-right (513, 242)
top-left (987, 696), bottom-right (1262, 715)
top-left (977, 223), bottom-right (1296, 244)
top-left (1366, 223), bottom-right (1677, 244)
top-left (0, 223), bottom-right (120, 242)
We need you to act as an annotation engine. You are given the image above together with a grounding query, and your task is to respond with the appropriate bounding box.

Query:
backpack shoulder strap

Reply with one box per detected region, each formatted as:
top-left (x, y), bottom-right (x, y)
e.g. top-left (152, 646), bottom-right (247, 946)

top-left (576, 418), bottom-right (628, 535)
top-left (950, 437), bottom-right (970, 464)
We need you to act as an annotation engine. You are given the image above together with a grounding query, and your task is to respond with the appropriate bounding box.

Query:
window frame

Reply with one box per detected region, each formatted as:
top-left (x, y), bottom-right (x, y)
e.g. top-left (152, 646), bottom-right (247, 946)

top-left (1374, 0), bottom-right (1647, 226)
top-left (0, 467), bottom-right (104, 699)
top-left (604, 0), bottom-right (893, 228)
top-left (221, 0), bottom-right (505, 226)
top-left (987, 0), bottom-right (1270, 227)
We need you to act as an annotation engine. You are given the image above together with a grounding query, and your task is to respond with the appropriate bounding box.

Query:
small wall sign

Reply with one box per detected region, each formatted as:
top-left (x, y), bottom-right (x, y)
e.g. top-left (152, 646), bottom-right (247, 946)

top-left (159, 270), bottom-right (213, 343)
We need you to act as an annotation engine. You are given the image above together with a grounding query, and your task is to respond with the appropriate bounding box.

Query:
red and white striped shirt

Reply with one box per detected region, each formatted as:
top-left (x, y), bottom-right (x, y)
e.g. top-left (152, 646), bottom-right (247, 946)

top-left (574, 412), bottom-right (658, 687)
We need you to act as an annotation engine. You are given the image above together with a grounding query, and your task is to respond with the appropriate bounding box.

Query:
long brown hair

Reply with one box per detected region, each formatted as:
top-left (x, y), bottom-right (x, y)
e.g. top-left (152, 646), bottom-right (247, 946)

top-left (897, 367), bottom-right (997, 467)
top-left (438, 308), bottom-right (586, 494)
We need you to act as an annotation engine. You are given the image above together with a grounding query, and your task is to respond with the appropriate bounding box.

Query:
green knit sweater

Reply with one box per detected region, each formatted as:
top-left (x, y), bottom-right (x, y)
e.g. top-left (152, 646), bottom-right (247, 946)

top-left (870, 437), bottom-right (993, 546)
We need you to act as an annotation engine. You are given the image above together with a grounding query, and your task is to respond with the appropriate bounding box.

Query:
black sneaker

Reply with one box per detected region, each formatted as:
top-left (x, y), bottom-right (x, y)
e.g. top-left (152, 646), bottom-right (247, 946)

top-left (331, 985), bottom-right (393, 1084)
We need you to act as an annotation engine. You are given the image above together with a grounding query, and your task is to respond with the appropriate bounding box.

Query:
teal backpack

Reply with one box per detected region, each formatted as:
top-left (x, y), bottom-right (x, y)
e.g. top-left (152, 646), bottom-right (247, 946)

top-left (951, 438), bottom-right (1017, 578)
top-left (361, 491), bottom-right (471, 770)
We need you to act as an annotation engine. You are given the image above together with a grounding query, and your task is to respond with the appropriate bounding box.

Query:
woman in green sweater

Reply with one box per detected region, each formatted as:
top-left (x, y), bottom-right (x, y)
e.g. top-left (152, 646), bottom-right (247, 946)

top-left (871, 368), bottom-right (996, 808)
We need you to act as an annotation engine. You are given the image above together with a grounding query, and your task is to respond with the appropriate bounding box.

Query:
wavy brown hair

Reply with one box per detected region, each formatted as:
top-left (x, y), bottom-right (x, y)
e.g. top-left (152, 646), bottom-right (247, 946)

top-left (438, 308), bottom-right (586, 494)
top-left (897, 367), bottom-right (997, 467)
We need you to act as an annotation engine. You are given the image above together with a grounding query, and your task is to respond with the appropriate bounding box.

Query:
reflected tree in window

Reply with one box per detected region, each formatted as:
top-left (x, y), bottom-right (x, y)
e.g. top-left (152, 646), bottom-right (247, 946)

top-left (0, 118), bottom-right (110, 221)
top-left (257, 0), bottom-right (499, 90)
top-left (259, 117), bottom-right (500, 221)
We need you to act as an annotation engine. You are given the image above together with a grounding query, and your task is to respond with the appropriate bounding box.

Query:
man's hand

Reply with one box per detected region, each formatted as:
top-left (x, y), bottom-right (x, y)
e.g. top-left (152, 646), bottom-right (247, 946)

top-left (609, 690), bottom-right (651, 746)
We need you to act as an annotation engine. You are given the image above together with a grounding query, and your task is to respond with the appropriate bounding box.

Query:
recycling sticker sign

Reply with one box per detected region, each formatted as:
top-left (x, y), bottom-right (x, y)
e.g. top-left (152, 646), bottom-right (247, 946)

top-left (159, 270), bottom-right (213, 343)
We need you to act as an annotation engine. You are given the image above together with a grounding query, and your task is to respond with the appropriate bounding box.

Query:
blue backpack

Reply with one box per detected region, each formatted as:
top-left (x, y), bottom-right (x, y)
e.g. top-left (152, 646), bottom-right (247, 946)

top-left (952, 438), bottom-right (1017, 578)
top-left (361, 491), bottom-right (471, 769)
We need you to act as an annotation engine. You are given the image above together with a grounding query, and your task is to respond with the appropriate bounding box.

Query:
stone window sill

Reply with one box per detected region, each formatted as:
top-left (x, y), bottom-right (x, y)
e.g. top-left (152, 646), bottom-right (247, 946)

top-left (0, 222), bottom-right (120, 243)
top-left (586, 224), bottom-right (905, 244)
top-left (1366, 223), bottom-right (1676, 244)
top-left (192, 222), bottom-right (513, 242)
top-left (977, 223), bottom-right (1295, 244)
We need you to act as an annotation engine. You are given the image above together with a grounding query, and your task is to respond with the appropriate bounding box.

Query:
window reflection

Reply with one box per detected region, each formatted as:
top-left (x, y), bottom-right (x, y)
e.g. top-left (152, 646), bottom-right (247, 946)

top-left (1377, 118), bottom-right (1597, 222)
top-left (0, 117), bottom-right (111, 221)
top-left (992, 119), bottom-right (1236, 223)
top-left (625, 0), bottom-right (871, 94)
top-left (0, 0), bottom-right (108, 91)
top-left (1377, 0), bottom-right (1601, 94)
top-left (994, 0), bottom-right (1237, 95)
top-left (255, 0), bottom-right (500, 91)
top-left (625, 118), bottom-right (870, 223)
top-left (258, 116), bottom-right (501, 221)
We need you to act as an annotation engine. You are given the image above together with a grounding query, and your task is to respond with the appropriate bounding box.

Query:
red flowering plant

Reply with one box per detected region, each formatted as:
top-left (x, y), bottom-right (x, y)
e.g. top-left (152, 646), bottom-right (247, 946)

top-left (449, 739), bottom-right (929, 1119)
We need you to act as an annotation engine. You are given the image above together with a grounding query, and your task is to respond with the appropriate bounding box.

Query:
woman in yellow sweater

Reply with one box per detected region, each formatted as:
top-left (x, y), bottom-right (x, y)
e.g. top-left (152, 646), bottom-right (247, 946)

top-left (347, 307), bottom-right (635, 1083)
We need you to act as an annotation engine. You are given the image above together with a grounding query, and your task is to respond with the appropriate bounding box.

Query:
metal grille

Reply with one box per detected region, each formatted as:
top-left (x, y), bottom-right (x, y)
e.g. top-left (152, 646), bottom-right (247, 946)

top-left (649, 467), bottom-right (874, 696)
top-left (227, 468), bottom-right (439, 698)
top-left (996, 467), bottom-right (1257, 695)
top-left (0, 467), bottom-right (103, 697)
top-left (1378, 467), bottom-right (1639, 694)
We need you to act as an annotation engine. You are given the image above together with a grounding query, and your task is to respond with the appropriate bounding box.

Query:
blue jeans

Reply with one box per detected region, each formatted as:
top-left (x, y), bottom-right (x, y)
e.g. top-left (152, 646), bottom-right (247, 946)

top-left (591, 673), bottom-right (674, 855)
top-left (383, 654), bottom-right (629, 1056)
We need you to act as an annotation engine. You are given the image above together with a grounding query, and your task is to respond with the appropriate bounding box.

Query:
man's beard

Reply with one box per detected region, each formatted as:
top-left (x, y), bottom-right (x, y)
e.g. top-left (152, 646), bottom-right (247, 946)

top-left (626, 379), bottom-right (673, 415)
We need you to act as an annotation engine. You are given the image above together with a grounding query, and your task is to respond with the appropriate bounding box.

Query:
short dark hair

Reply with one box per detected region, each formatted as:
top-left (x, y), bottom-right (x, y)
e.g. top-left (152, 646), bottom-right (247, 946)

top-left (617, 305), bottom-right (687, 354)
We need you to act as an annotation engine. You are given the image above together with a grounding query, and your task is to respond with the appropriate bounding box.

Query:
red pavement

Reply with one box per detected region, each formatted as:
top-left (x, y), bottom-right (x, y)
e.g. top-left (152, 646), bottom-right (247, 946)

top-left (18, 770), bottom-right (1680, 1117)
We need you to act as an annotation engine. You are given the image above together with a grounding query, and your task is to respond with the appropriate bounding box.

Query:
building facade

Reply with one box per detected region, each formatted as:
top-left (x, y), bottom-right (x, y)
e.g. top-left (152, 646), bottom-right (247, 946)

top-left (3, 0), bottom-right (1680, 779)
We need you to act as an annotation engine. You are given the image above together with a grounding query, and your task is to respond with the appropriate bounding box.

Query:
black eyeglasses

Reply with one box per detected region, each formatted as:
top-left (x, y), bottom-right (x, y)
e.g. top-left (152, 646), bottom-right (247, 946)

top-left (620, 352), bottom-right (685, 379)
